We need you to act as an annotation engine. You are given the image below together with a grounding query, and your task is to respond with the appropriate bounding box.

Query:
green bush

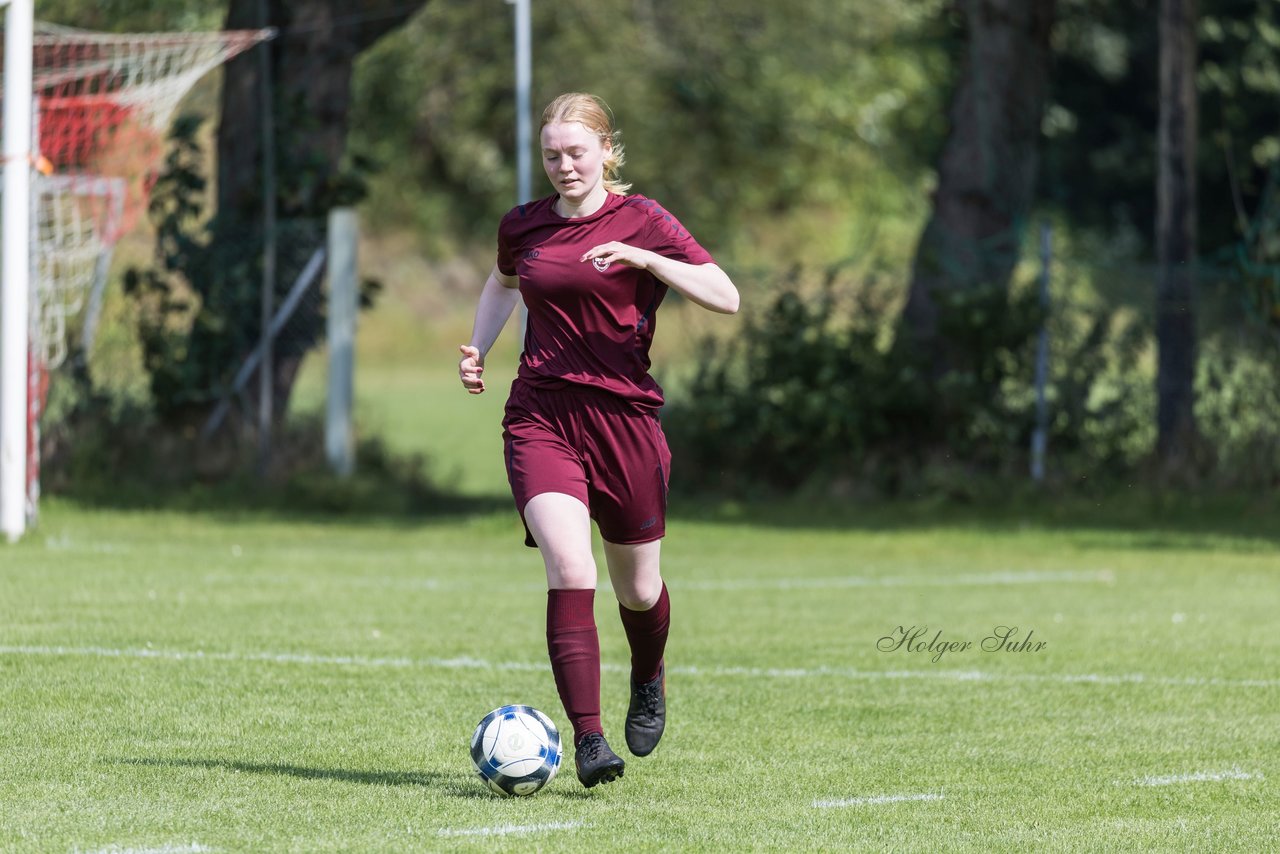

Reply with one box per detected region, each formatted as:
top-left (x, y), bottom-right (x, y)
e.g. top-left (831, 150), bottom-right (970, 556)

top-left (661, 266), bottom-right (1270, 496)
top-left (663, 268), bottom-right (1043, 496)
top-left (1196, 335), bottom-right (1280, 488)
top-left (40, 364), bottom-right (453, 516)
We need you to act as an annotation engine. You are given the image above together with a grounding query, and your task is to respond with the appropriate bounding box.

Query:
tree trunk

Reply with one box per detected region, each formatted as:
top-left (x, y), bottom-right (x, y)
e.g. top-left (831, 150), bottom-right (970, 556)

top-left (1155, 0), bottom-right (1198, 465)
top-left (900, 0), bottom-right (1056, 375)
top-left (215, 0), bottom-right (429, 431)
top-left (219, 0), bottom-right (430, 218)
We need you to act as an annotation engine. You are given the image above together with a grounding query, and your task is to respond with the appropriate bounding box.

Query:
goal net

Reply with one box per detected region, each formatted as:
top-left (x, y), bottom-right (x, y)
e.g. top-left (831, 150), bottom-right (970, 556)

top-left (26, 22), bottom-right (271, 366)
top-left (1, 19), bottom-right (271, 534)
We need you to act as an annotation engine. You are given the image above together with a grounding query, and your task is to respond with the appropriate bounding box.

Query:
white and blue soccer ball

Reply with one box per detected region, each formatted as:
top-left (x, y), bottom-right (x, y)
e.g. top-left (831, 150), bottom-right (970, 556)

top-left (470, 704), bottom-right (563, 796)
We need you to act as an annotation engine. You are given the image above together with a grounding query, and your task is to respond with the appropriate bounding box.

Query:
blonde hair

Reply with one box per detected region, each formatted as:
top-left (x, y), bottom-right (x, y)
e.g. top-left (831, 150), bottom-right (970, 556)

top-left (541, 92), bottom-right (630, 194)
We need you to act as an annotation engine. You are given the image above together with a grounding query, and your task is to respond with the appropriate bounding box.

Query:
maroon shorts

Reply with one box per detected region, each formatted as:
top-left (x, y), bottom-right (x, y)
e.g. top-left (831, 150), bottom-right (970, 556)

top-left (502, 380), bottom-right (672, 548)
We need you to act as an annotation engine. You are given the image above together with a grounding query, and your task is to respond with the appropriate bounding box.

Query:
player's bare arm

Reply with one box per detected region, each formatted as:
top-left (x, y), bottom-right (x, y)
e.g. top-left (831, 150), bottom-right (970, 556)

top-left (458, 266), bottom-right (520, 394)
top-left (580, 242), bottom-right (739, 314)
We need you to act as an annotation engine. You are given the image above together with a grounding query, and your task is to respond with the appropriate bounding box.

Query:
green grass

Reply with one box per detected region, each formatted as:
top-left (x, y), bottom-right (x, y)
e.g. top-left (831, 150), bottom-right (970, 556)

top-left (2, 495), bottom-right (1278, 852)
top-left (6, 287), bottom-right (1278, 851)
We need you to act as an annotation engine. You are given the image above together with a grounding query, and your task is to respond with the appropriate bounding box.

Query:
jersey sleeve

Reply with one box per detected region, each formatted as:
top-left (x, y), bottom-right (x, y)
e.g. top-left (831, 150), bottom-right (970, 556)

top-left (495, 212), bottom-right (518, 277)
top-left (640, 200), bottom-right (715, 266)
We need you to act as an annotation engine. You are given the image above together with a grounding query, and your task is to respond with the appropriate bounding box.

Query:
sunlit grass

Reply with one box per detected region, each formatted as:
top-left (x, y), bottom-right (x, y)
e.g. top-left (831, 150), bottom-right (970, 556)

top-left (2, 498), bottom-right (1277, 852)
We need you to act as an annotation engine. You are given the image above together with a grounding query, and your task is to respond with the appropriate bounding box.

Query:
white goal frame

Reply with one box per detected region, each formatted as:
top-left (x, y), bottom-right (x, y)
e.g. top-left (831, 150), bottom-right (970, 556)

top-left (1, 0), bottom-right (34, 543)
top-left (0, 12), bottom-right (270, 542)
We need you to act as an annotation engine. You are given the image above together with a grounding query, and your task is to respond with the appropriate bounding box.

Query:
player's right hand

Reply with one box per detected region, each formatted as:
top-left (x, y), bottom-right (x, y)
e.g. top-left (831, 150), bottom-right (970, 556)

top-left (458, 345), bottom-right (485, 394)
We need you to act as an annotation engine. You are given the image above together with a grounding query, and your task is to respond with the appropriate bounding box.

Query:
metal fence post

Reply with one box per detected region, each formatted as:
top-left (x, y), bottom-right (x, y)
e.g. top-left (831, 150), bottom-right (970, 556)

top-left (326, 207), bottom-right (357, 477)
top-left (1031, 222), bottom-right (1052, 483)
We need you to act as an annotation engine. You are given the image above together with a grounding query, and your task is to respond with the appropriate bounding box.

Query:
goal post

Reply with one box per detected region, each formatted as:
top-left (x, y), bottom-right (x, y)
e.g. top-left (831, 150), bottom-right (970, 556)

top-left (1, 0), bottom-right (33, 543)
top-left (0, 15), bottom-right (271, 542)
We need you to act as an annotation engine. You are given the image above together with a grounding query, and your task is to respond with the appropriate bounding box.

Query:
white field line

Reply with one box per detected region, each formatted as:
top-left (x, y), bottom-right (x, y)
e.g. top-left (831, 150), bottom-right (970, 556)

top-left (1125, 768), bottom-right (1263, 787)
top-left (198, 574), bottom-right (609, 595)
top-left (52, 555), bottom-right (1111, 594)
top-left (677, 569), bottom-right (1115, 591)
top-left (814, 793), bottom-right (944, 808)
top-left (42, 531), bottom-right (1115, 584)
top-left (3, 644), bottom-right (1279, 689)
top-left (437, 821), bottom-right (585, 838)
top-left (75, 844), bottom-right (212, 854)
top-left (200, 572), bottom-right (454, 591)
top-left (204, 569), bottom-right (1116, 593)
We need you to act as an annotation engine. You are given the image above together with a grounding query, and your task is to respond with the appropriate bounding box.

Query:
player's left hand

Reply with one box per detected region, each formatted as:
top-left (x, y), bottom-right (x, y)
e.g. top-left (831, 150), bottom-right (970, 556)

top-left (580, 242), bottom-right (657, 270)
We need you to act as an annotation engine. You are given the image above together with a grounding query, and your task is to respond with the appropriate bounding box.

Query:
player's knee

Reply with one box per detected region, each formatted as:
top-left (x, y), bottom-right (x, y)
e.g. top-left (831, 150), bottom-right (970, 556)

top-left (544, 553), bottom-right (597, 589)
top-left (615, 578), bottom-right (662, 611)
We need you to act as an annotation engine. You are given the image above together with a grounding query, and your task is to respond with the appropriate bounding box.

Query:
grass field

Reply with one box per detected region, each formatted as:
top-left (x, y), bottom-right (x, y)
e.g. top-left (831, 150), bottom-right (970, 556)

top-left (4, 489), bottom-right (1279, 851)
top-left (4, 297), bottom-right (1279, 852)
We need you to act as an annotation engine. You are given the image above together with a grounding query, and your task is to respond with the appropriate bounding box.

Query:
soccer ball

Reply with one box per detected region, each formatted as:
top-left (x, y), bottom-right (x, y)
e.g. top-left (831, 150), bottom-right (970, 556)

top-left (470, 704), bottom-right (563, 796)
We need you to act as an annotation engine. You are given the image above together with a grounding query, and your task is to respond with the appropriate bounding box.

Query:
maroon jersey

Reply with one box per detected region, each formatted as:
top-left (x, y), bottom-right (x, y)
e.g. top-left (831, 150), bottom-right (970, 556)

top-left (496, 192), bottom-right (715, 409)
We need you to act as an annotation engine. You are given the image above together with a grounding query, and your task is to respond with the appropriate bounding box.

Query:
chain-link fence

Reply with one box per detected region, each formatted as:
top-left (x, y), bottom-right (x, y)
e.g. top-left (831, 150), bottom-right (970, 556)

top-left (36, 216), bottom-right (330, 487)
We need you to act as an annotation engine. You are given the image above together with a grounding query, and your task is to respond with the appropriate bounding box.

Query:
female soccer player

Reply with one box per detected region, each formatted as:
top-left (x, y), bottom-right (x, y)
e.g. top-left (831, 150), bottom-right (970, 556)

top-left (458, 92), bottom-right (739, 788)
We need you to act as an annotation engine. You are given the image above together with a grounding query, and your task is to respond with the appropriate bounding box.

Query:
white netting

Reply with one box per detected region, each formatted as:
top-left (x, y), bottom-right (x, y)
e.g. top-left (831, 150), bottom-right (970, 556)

top-left (1, 21), bottom-right (272, 367)
top-left (30, 173), bottom-right (125, 366)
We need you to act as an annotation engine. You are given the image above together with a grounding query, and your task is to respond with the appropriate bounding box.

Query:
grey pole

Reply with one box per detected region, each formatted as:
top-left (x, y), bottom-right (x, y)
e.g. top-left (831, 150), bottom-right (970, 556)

top-left (508, 0), bottom-right (533, 205)
top-left (326, 208), bottom-right (357, 477)
top-left (1031, 222), bottom-right (1051, 483)
top-left (507, 0), bottom-right (532, 350)
top-left (256, 0), bottom-right (277, 477)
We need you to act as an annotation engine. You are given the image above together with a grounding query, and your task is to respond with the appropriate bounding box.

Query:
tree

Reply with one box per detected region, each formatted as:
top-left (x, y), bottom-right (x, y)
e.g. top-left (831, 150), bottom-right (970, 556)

top-left (209, 0), bottom-right (432, 424)
top-left (218, 0), bottom-right (431, 219)
top-left (1042, 0), bottom-right (1280, 256)
top-left (347, 0), bottom-right (955, 258)
top-left (1155, 0), bottom-right (1199, 464)
top-left (34, 0), bottom-right (222, 32)
top-left (120, 1), bottom-right (432, 433)
top-left (899, 0), bottom-right (1057, 377)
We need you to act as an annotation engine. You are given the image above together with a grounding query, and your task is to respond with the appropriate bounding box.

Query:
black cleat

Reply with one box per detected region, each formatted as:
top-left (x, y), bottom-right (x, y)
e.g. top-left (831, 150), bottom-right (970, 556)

top-left (575, 732), bottom-right (625, 788)
top-left (625, 663), bottom-right (666, 757)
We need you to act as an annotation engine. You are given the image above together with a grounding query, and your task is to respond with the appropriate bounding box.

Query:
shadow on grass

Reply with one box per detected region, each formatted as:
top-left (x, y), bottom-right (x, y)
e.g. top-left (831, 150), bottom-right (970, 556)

top-left (668, 488), bottom-right (1280, 551)
top-left (119, 756), bottom-right (459, 789)
top-left (115, 757), bottom-right (595, 800)
top-left (52, 481), bottom-right (1280, 551)
top-left (47, 406), bottom-right (1280, 548)
top-left (54, 478), bottom-right (512, 529)
top-left (42, 406), bottom-right (514, 527)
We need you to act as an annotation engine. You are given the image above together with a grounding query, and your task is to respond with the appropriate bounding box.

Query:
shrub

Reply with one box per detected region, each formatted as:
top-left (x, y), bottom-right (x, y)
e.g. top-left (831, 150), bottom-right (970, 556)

top-left (663, 267), bottom-right (1042, 496)
top-left (662, 265), bottom-right (1274, 496)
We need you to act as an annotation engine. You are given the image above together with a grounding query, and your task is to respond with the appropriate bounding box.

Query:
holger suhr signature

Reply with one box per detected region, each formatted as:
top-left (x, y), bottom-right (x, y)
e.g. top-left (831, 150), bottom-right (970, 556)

top-left (877, 625), bottom-right (1047, 663)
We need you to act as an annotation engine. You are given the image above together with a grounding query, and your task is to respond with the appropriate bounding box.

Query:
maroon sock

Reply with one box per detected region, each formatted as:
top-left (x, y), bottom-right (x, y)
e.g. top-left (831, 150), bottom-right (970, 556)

top-left (618, 582), bottom-right (670, 684)
top-left (546, 588), bottom-right (602, 746)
